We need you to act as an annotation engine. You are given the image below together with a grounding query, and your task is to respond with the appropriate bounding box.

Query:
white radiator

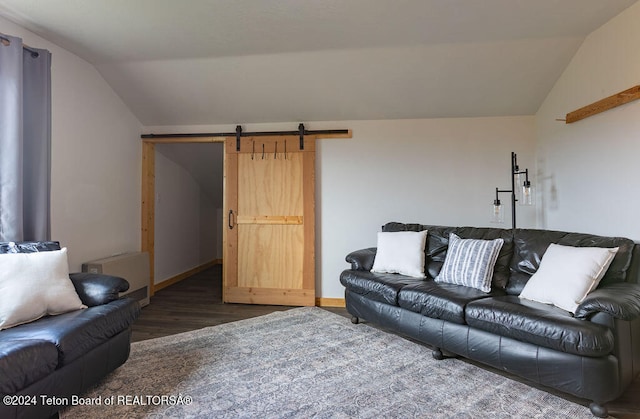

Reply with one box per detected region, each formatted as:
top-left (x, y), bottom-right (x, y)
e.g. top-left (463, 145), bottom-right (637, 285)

top-left (82, 252), bottom-right (150, 307)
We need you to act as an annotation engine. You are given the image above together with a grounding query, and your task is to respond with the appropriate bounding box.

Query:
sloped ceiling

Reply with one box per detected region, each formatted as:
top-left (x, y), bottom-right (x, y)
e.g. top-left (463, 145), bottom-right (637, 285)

top-left (0, 0), bottom-right (637, 126)
top-left (155, 143), bottom-right (224, 208)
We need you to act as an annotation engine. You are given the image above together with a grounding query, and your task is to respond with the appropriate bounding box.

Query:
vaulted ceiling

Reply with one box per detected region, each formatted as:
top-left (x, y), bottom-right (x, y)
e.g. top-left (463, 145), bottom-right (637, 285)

top-left (0, 0), bottom-right (637, 126)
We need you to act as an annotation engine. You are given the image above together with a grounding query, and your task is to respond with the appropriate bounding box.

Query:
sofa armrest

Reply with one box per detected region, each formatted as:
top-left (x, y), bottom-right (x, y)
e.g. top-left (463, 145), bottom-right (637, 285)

top-left (345, 248), bottom-right (377, 271)
top-left (69, 272), bottom-right (130, 307)
top-left (575, 283), bottom-right (640, 321)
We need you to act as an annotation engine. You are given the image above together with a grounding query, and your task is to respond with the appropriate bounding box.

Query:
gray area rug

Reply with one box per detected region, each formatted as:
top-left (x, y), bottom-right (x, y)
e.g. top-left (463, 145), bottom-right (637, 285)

top-left (61, 307), bottom-right (594, 418)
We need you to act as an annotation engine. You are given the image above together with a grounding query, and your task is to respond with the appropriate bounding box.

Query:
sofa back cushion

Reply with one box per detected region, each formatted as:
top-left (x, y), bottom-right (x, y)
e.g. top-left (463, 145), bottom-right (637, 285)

top-left (382, 222), bottom-right (513, 290)
top-left (507, 229), bottom-right (635, 295)
top-left (382, 223), bottom-right (636, 294)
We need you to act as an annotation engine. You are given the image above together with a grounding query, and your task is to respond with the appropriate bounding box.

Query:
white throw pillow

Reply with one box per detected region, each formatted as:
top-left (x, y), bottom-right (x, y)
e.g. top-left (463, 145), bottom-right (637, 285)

top-left (371, 231), bottom-right (428, 278)
top-left (435, 233), bottom-right (504, 292)
top-left (0, 248), bottom-right (86, 330)
top-left (519, 243), bottom-right (619, 313)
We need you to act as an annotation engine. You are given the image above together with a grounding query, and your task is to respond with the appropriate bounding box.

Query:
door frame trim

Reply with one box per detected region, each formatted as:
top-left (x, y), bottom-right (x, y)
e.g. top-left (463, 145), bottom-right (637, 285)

top-left (141, 136), bottom-right (226, 296)
top-left (141, 130), bottom-right (351, 298)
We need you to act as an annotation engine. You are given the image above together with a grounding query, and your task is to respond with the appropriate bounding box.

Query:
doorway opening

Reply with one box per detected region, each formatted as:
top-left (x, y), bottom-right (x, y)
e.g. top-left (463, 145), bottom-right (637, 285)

top-left (142, 138), bottom-right (225, 297)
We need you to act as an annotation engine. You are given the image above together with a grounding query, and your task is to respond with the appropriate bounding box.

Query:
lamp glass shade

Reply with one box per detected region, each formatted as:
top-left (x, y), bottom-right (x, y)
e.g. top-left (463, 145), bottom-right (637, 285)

top-left (491, 202), bottom-right (504, 223)
top-left (520, 183), bottom-right (533, 206)
top-left (514, 172), bottom-right (523, 201)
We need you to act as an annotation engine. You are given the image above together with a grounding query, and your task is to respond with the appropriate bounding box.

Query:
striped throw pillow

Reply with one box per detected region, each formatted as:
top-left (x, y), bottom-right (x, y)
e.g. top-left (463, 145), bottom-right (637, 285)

top-left (435, 233), bottom-right (504, 292)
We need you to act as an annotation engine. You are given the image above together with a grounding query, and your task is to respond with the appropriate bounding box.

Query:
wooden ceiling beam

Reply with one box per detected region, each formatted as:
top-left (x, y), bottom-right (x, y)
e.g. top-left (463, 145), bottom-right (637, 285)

top-left (565, 85), bottom-right (640, 124)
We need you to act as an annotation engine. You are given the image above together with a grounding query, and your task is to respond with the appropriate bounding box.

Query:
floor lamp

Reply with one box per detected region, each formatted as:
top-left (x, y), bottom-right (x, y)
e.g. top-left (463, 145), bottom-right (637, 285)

top-left (491, 152), bottom-right (533, 229)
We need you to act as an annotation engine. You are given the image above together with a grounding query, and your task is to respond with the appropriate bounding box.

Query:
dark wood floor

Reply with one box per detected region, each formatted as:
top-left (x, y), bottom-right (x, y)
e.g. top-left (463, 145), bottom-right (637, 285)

top-left (132, 264), bottom-right (347, 342)
top-left (132, 265), bottom-right (639, 418)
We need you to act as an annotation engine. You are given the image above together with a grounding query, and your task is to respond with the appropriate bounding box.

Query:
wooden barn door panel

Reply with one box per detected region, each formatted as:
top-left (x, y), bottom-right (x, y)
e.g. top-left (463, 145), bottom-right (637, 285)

top-left (224, 136), bottom-right (315, 306)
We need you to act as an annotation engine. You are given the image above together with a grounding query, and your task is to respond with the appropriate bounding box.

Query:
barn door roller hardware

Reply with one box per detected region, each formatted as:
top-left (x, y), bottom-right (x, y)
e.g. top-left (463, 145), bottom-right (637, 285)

top-left (298, 123), bottom-right (305, 150)
top-left (141, 124), bottom-right (351, 151)
top-left (238, 123), bottom-right (305, 151)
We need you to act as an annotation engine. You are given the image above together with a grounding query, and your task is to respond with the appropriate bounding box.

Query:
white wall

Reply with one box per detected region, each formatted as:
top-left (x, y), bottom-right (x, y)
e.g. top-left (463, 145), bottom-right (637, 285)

top-left (3, 17), bottom-right (537, 297)
top-left (146, 116), bottom-right (536, 298)
top-left (199, 193), bottom-right (219, 262)
top-left (535, 2), bottom-right (640, 241)
top-left (317, 117), bottom-right (536, 298)
top-left (1, 17), bottom-right (142, 271)
top-left (154, 150), bottom-right (216, 284)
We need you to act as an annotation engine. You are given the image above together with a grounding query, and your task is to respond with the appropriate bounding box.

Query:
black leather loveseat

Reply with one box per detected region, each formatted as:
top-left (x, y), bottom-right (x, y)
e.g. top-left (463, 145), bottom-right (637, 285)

top-left (341, 223), bottom-right (640, 417)
top-left (0, 241), bottom-right (141, 419)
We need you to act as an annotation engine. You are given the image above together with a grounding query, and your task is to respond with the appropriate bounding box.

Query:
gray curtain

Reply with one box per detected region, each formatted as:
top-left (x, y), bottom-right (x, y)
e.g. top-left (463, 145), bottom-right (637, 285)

top-left (0, 34), bottom-right (51, 241)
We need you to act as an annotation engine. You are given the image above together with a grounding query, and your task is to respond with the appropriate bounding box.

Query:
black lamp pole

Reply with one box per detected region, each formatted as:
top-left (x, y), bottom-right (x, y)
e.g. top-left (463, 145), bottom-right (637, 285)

top-left (494, 152), bottom-right (530, 230)
top-left (511, 152), bottom-right (517, 229)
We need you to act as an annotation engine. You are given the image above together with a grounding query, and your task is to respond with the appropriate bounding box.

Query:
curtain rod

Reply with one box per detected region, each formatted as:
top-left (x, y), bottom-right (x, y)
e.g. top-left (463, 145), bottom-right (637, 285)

top-left (0, 34), bottom-right (40, 57)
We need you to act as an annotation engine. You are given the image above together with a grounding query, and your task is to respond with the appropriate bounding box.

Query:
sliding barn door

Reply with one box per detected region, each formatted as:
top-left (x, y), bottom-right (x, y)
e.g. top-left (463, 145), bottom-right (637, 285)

top-left (224, 136), bottom-right (315, 306)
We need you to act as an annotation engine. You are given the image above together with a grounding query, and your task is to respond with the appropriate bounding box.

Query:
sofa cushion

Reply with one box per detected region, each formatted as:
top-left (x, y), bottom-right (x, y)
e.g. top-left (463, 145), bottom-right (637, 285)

top-left (340, 270), bottom-right (425, 306)
top-left (465, 296), bottom-right (614, 356)
top-left (0, 339), bottom-right (58, 393)
top-left (508, 229), bottom-right (635, 295)
top-left (519, 244), bottom-right (618, 313)
top-left (0, 298), bottom-right (140, 366)
top-left (435, 233), bottom-right (504, 292)
top-left (371, 231), bottom-right (428, 278)
top-left (382, 223), bottom-right (513, 290)
top-left (0, 248), bottom-right (87, 330)
top-left (0, 241), bottom-right (61, 254)
top-left (398, 281), bottom-right (505, 324)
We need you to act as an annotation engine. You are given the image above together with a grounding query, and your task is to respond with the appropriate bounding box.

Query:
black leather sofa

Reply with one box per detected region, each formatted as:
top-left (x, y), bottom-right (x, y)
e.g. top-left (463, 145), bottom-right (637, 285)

top-left (0, 241), bottom-right (141, 419)
top-left (341, 223), bottom-right (640, 417)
